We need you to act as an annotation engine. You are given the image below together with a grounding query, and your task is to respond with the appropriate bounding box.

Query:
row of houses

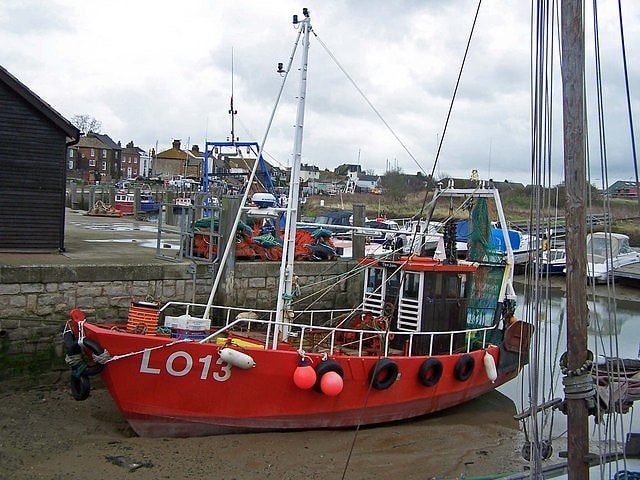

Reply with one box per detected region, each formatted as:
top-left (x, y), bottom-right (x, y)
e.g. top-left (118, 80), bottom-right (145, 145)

top-left (67, 131), bottom-right (384, 193)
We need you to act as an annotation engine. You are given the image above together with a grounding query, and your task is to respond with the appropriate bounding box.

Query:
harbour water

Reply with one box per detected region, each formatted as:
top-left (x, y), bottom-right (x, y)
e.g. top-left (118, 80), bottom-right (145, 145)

top-left (499, 280), bottom-right (639, 444)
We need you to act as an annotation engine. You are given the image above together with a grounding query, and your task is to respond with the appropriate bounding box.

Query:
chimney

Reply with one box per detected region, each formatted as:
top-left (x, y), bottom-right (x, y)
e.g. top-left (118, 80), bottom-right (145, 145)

top-left (191, 145), bottom-right (199, 153)
top-left (172, 139), bottom-right (181, 150)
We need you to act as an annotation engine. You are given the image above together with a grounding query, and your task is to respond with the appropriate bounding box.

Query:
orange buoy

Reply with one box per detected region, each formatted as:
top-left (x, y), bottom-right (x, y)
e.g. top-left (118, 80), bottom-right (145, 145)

top-left (320, 371), bottom-right (344, 396)
top-left (293, 357), bottom-right (317, 390)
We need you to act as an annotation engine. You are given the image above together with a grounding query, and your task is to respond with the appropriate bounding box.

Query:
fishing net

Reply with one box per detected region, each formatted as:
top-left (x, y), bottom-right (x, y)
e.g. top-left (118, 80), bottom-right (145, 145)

top-left (467, 198), bottom-right (502, 263)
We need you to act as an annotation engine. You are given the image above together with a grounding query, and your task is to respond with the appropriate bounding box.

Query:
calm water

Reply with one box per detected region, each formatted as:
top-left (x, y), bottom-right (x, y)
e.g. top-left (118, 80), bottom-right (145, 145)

top-left (499, 280), bottom-right (640, 438)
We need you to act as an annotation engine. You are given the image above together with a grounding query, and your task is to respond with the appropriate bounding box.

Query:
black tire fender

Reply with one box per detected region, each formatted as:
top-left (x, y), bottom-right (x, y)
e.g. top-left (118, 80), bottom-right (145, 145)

top-left (368, 358), bottom-right (399, 390)
top-left (417, 358), bottom-right (443, 387)
top-left (454, 354), bottom-right (475, 382)
top-left (79, 337), bottom-right (106, 376)
top-left (70, 373), bottom-right (91, 401)
top-left (63, 330), bottom-right (82, 356)
top-left (314, 360), bottom-right (344, 392)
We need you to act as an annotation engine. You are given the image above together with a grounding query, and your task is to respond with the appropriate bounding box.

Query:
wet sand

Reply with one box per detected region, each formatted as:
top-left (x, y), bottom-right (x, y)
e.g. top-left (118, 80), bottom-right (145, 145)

top-left (0, 373), bottom-right (528, 480)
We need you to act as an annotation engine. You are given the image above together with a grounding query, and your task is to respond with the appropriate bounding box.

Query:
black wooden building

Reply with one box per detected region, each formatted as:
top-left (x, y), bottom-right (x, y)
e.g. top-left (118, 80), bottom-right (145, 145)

top-left (0, 65), bottom-right (80, 250)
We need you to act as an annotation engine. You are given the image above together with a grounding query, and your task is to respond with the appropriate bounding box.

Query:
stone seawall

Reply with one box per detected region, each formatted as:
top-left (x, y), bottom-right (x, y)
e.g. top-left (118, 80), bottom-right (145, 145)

top-left (0, 259), bottom-right (361, 379)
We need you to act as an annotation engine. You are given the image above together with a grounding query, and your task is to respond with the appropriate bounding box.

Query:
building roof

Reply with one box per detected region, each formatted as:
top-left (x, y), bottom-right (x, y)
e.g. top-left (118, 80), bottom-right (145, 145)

top-left (0, 64), bottom-right (79, 143)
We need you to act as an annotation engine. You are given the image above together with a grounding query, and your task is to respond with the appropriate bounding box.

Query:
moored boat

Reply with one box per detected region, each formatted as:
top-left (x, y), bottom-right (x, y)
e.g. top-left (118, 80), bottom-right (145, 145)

top-left (114, 190), bottom-right (161, 215)
top-left (62, 9), bottom-right (531, 438)
top-left (586, 232), bottom-right (640, 283)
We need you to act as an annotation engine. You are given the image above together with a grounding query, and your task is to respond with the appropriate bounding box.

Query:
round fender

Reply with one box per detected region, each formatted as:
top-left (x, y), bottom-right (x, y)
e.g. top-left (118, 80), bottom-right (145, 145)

top-left (368, 358), bottom-right (399, 390)
top-left (417, 358), bottom-right (443, 387)
top-left (314, 360), bottom-right (344, 392)
top-left (70, 374), bottom-right (91, 401)
top-left (454, 354), bottom-right (475, 382)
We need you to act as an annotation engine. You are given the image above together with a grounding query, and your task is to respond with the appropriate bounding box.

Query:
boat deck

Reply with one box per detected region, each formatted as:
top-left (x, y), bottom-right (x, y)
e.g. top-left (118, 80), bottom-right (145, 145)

top-left (614, 262), bottom-right (640, 283)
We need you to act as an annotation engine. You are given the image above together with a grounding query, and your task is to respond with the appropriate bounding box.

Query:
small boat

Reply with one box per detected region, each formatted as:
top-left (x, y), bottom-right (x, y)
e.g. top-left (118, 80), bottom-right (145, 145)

top-left (386, 219), bottom-right (445, 255)
top-left (62, 10), bottom-right (531, 438)
top-left (114, 190), bottom-right (161, 216)
top-left (586, 232), bottom-right (640, 283)
top-left (363, 218), bottom-right (400, 244)
top-left (534, 247), bottom-right (567, 275)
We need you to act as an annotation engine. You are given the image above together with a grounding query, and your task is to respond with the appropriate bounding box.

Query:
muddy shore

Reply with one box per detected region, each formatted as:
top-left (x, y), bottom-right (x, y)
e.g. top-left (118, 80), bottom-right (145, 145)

top-left (1, 372), bottom-right (528, 480)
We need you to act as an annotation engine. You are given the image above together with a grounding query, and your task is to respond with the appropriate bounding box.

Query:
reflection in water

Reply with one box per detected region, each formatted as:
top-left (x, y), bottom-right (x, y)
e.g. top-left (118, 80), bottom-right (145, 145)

top-left (500, 282), bottom-right (640, 442)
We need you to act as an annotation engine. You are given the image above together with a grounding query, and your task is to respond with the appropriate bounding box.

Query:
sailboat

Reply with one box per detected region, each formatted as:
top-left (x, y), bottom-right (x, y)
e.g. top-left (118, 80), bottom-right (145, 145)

top-left (62, 9), bottom-right (532, 438)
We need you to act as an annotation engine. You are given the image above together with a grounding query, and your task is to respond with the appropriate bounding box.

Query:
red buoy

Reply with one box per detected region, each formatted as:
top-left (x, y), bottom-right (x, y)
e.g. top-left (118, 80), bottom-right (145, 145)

top-left (293, 357), bottom-right (317, 390)
top-left (320, 371), bottom-right (344, 396)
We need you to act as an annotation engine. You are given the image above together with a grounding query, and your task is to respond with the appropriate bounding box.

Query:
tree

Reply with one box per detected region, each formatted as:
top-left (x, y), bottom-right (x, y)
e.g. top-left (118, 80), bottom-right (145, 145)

top-left (71, 114), bottom-right (102, 134)
top-left (381, 167), bottom-right (406, 202)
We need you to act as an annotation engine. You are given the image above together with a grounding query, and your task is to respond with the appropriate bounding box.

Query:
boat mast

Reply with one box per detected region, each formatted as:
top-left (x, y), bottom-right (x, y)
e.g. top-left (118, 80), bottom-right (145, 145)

top-left (274, 9), bottom-right (311, 343)
top-left (560, 0), bottom-right (589, 477)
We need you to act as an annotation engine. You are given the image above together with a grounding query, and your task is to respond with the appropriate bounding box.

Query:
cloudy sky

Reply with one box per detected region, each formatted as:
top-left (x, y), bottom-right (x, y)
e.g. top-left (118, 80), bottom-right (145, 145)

top-left (1, 0), bottom-right (638, 186)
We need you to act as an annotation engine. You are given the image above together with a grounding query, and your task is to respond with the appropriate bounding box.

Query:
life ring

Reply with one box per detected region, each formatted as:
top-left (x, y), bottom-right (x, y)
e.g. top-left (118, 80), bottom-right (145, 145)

top-left (368, 358), bottom-right (399, 390)
top-left (417, 358), bottom-right (443, 387)
top-left (454, 354), bottom-right (475, 382)
top-left (314, 359), bottom-right (344, 392)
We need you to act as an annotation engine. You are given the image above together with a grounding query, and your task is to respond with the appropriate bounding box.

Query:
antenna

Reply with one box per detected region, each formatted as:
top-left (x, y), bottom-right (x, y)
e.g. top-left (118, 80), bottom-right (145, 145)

top-left (229, 48), bottom-right (238, 144)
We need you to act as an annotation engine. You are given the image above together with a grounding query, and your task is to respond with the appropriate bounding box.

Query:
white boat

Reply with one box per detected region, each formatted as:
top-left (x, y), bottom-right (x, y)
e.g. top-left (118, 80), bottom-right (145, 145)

top-left (386, 220), bottom-right (445, 255)
top-left (535, 247), bottom-right (567, 275)
top-left (586, 232), bottom-right (640, 283)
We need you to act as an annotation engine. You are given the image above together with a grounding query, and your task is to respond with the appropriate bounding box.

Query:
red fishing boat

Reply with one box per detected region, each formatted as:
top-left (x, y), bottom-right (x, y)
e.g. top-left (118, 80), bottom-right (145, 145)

top-left (63, 9), bottom-right (531, 438)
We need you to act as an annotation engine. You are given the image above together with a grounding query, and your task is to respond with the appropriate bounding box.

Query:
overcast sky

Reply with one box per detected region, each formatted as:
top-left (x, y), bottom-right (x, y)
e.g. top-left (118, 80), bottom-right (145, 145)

top-left (1, 1), bottom-right (638, 186)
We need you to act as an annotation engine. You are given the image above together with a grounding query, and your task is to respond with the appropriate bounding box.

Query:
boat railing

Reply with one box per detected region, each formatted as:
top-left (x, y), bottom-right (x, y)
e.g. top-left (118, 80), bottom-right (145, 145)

top-left (159, 301), bottom-right (499, 357)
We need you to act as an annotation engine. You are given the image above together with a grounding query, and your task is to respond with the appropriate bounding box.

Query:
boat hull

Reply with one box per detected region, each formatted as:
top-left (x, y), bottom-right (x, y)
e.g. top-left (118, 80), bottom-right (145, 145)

top-left (76, 322), bottom-right (518, 437)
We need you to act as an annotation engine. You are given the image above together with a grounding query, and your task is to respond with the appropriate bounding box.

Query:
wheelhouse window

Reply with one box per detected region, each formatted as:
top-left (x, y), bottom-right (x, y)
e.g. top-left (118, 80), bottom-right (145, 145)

top-left (402, 272), bottom-right (420, 299)
top-left (366, 267), bottom-right (384, 294)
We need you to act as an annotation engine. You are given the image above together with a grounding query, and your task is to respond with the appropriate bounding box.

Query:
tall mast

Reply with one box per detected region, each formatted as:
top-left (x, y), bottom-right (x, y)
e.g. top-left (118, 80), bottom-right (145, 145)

top-left (560, 0), bottom-right (589, 477)
top-left (274, 9), bottom-right (311, 343)
top-left (229, 48), bottom-right (237, 144)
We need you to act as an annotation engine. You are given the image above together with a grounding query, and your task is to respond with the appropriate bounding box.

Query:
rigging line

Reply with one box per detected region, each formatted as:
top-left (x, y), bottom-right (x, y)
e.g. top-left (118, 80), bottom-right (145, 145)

top-left (616, 0), bottom-right (640, 214)
top-left (310, 31), bottom-right (425, 176)
top-left (429, 0), bottom-right (483, 181)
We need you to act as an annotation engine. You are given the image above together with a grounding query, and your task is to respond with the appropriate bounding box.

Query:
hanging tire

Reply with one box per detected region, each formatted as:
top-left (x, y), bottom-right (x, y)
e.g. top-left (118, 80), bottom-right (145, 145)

top-left (454, 354), bottom-right (475, 382)
top-left (314, 360), bottom-right (344, 392)
top-left (70, 374), bottom-right (91, 401)
top-left (417, 358), bottom-right (443, 387)
top-left (368, 358), bottom-right (399, 390)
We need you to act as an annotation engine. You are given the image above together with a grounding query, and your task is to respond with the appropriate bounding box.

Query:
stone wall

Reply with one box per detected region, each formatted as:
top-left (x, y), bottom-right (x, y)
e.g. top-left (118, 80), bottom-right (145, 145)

top-left (0, 259), bottom-right (361, 379)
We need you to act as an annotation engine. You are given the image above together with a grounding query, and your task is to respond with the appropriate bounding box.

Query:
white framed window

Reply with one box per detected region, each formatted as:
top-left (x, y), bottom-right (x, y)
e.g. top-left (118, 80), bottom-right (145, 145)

top-left (101, 161), bottom-right (107, 171)
top-left (102, 149), bottom-right (107, 158)
top-left (89, 159), bottom-right (96, 167)
top-left (68, 149), bottom-right (74, 158)
top-left (68, 160), bottom-right (74, 169)
top-left (90, 148), bottom-right (95, 157)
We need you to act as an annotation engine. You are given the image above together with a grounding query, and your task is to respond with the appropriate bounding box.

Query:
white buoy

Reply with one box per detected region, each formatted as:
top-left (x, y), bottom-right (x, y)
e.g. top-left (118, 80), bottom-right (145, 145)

top-left (483, 351), bottom-right (498, 383)
top-left (219, 348), bottom-right (256, 369)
